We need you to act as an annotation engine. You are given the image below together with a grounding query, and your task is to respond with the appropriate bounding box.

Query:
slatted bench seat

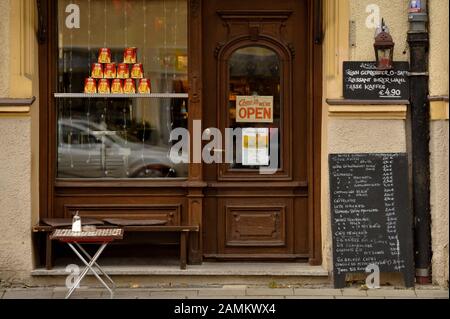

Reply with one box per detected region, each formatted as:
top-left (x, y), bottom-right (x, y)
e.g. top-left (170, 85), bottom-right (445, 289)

top-left (32, 224), bottom-right (200, 270)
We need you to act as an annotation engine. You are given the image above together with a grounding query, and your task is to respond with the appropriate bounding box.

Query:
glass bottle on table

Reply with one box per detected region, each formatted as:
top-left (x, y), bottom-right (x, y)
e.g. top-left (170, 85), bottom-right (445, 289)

top-left (72, 211), bottom-right (81, 232)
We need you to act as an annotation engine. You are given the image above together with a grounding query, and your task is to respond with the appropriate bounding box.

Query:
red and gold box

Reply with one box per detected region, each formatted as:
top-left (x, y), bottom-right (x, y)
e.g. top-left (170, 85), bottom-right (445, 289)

top-left (138, 78), bottom-right (151, 94)
top-left (104, 63), bottom-right (117, 79)
top-left (131, 63), bottom-right (144, 79)
top-left (111, 79), bottom-right (124, 94)
top-left (91, 63), bottom-right (104, 79)
top-left (97, 79), bottom-right (110, 94)
top-left (123, 47), bottom-right (137, 64)
top-left (98, 48), bottom-right (112, 64)
top-left (123, 79), bottom-right (136, 94)
top-left (84, 78), bottom-right (97, 94)
top-left (117, 63), bottom-right (130, 79)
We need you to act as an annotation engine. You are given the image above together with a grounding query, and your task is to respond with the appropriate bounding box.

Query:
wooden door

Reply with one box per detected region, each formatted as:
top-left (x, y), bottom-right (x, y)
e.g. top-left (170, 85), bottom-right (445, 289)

top-left (202, 0), bottom-right (321, 262)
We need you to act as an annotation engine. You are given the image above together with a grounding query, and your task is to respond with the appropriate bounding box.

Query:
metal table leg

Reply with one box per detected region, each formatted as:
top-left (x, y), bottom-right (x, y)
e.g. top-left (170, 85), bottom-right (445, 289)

top-left (74, 242), bottom-right (116, 289)
top-left (66, 242), bottom-right (115, 299)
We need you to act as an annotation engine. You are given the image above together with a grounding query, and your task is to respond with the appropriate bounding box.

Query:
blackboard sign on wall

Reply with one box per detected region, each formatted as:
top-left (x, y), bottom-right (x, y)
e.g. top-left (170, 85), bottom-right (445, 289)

top-left (329, 153), bottom-right (414, 288)
top-left (343, 62), bottom-right (410, 100)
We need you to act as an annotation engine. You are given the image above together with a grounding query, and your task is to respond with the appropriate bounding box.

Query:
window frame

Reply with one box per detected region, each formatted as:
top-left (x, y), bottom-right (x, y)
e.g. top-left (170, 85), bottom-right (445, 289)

top-left (38, 0), bottom-right (203, 218)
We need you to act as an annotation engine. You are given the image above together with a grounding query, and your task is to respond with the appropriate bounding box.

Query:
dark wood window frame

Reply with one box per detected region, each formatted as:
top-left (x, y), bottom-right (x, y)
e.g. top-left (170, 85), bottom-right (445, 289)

top-left (38, 0), bottom-right (323, 265)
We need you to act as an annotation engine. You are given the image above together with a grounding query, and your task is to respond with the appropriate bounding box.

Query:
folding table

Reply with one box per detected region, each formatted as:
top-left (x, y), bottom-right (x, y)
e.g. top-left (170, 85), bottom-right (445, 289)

top-left (50, 228), bottom-right (124, 299)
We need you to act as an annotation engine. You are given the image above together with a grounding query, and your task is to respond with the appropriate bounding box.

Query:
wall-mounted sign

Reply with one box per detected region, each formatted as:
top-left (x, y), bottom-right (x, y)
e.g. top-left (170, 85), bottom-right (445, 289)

top-left (236, 96), bottom-right (273, 123)
top-left (409, 0), bottom-right (422, 13)
top-left (242, 128), bottom-right (269, 166)
top-left (343, 62), bottom-right (409, 100)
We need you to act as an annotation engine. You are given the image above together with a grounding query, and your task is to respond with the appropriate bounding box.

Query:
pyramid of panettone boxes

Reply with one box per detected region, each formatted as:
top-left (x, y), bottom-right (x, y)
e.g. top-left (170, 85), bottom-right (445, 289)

top-left (84, 47), bottom-right (151, 94)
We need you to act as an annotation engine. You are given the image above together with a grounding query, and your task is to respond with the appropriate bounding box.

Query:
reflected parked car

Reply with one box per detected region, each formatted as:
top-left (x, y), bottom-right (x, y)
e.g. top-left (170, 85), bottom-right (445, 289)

top-left (57, 119), bottom-right (188, 178)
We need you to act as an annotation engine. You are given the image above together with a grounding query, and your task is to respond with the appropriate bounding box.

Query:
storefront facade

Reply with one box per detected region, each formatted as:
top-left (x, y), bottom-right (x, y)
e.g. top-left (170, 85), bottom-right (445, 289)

top-left (0, 0), bottom-right (448, 287)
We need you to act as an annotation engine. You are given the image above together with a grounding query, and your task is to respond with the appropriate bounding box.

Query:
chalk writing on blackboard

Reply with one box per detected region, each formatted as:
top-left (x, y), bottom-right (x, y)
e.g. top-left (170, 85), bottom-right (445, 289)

top-left (329, 153), bottom-right (414, 288)
top-left (343, 62), bottom-right (410, 100)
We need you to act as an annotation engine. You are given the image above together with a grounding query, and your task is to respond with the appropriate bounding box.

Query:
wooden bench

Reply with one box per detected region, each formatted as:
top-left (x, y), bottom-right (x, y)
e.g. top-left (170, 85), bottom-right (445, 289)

top-left (32, 224), bottom-right (200, 270)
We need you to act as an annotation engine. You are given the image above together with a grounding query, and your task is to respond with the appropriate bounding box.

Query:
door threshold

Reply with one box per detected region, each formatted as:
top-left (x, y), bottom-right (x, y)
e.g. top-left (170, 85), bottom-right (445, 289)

top-left (32, 262), bottom-right (328, 277)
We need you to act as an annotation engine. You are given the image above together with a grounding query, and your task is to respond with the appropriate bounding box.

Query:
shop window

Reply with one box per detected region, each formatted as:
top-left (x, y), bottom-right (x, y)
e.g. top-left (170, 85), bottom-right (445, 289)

top-left (56, 0), bottom-right (188, 179)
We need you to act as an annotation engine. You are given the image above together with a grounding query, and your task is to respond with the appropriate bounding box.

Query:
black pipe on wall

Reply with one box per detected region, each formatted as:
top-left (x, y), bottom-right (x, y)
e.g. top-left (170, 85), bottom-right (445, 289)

top-left (407, 0), bottom-right (432, 284)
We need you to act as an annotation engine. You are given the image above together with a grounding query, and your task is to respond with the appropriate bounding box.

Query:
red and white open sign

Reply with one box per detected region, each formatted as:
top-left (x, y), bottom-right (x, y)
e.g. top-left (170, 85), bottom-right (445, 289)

top-left (236, 96), bottom-right (273, 123)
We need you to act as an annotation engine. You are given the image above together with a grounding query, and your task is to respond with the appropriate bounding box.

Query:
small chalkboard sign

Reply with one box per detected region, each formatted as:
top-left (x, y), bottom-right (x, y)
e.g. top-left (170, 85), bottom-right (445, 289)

top-left (343, 62), bottom-right (409, 100)
top-left (329, 153), bottom-right (414, 288)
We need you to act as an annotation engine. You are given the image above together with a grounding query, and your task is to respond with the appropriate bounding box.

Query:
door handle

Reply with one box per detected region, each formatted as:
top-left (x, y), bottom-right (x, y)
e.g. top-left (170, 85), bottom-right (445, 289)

top-left (190, 75), bottom-right (200, 103)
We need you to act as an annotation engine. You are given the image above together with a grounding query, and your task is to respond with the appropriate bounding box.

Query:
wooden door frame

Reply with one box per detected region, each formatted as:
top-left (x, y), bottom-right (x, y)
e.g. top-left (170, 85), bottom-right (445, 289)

top-left (38, 0), bottom-right (322, 265)
top-left (308, 0), bottom-right (323, 265)
top-left (199, 0), bottom-right (323, 264)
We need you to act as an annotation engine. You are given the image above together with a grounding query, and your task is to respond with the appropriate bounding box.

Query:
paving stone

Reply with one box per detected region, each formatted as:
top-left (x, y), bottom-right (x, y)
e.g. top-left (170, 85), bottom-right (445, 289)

top-left (3, 288), bottom-right (53, 299)
top-left (286, 296), bottom-right (335, 299)
top-left (240, 296), bottom-right (286, 299)
top-left (341, 289), bottom-right (368, 297)
top-left (222, 285), bottom-right (248, 290)
top-left (367, 289), bottom-right (416, 298)
top-left (335, 296), bottom-right (372, 299)
top-left (415, 289), bottom-right (449, 299)
top-left (0, 290), bottom-right (5, 299)
top-left (245, 288), bottom-right (294, 296)
top-left (294, 288), bottom-right (342, 296)
top-left (198, 288), bottom-right (246, 296)
top-left (415, 285), bottom-right (444, 290)
top-left (53, 289), bottom-right (107, 299)
top-left (150, 290), bottom-right (198, 298)
top-left (113, 290), bottom-right (151, 299)
top-left (188, 296), bottom-right (239, 299)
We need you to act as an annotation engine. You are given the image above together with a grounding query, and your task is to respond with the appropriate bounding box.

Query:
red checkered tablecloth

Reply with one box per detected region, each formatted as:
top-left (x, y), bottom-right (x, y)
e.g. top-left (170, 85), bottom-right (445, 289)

top-left (50, 228), bottom-right (124, 243)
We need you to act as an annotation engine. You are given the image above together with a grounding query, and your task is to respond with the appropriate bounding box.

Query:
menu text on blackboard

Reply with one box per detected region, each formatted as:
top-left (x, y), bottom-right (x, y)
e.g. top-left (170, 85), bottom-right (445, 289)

top-left (343, 62), bottom-right (410, 100)
top-left (329, 153), bottom-right (414, 288)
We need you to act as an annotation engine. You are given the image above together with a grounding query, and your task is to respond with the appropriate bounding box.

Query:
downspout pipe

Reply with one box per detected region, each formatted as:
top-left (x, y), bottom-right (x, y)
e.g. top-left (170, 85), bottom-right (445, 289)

top-left (407, 0), bottom-right (432, 284)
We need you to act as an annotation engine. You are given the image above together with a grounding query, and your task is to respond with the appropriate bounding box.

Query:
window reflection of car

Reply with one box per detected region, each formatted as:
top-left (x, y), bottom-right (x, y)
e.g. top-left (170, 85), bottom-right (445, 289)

top-left (57, 119), bottom-right (187, 178)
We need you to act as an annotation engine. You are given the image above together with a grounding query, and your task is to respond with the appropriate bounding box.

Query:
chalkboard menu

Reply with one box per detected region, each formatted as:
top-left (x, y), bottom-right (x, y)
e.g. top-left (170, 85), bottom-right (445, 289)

top-left (343, 62), bottom-right (409, 100)
top-left (329, 153), bottom-right (414, 288)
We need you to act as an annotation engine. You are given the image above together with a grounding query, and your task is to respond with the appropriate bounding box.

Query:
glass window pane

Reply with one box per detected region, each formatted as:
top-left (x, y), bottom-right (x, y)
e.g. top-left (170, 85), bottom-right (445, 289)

top-left (56, 0), bottom-right (188, 179)
top-left (228, 46), bottom-right (281, 170)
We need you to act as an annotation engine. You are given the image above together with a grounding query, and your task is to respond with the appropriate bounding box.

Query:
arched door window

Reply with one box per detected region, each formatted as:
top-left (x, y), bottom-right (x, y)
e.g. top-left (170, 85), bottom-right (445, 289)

top-left (227, 46), bottom-right (281, 170)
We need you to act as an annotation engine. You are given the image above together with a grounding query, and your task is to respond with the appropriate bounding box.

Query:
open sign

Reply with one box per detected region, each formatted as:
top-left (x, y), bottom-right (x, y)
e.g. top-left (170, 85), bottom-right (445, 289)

top-left (236, 96), bottom-right (273, 123)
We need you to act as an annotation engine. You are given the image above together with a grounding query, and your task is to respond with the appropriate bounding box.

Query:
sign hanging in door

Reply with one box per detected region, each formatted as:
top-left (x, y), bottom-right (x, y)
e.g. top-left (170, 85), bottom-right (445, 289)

top-left (242, 128), bottom-right (269, 166)
top-left (236, 96), bottom-right (273, 123)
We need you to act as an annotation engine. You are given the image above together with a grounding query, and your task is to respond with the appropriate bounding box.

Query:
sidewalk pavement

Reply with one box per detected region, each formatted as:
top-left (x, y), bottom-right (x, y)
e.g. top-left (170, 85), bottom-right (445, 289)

top-left (0, 285), bottom-right (448, 299)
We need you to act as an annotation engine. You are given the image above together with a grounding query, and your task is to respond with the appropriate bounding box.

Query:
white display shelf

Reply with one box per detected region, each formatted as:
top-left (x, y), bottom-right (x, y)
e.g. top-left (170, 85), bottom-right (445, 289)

top-left (54, 93), bottom-right (188, 99)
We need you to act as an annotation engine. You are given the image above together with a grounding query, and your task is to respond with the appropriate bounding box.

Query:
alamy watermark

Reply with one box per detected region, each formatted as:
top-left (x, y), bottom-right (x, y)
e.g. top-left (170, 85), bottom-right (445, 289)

top-left (65, 264), bottom-right (82, 289)
top-left (365, 264), bottom-right (381, 289)
top-left (169, 120), bottom-right (279, 175)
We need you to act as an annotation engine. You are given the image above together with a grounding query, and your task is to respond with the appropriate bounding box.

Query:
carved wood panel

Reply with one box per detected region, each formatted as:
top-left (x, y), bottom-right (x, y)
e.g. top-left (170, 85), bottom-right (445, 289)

top-left (225, 206), bottom-right (286, 247)
top-left (216, 197), bottom-right (294, 255)
top-left (216, 10), bottom-right (293, 45)
top-left (64, 204), bottom-right (181, 225)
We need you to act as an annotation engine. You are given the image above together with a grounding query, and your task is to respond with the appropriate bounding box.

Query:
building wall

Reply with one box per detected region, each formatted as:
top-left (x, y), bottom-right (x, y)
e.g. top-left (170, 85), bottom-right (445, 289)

top-left (0, 0), bottom-right (38, 284)
top-left (349, 0), bottom-right (409, 62)
top-left (430, 121), bottom-right (449, 286)
top-left (429, 0), bottom-right (449, 97)
top-left (0, 0), bottom-right (447, 287)
top-left (321, 0), bottom-right (410, 275)
top-left (429, 0), bottom-right (449, 287)
top-left (0, 118), bottom-right (33, 281)
top-left (0, 0), bottom-right (10, 96)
